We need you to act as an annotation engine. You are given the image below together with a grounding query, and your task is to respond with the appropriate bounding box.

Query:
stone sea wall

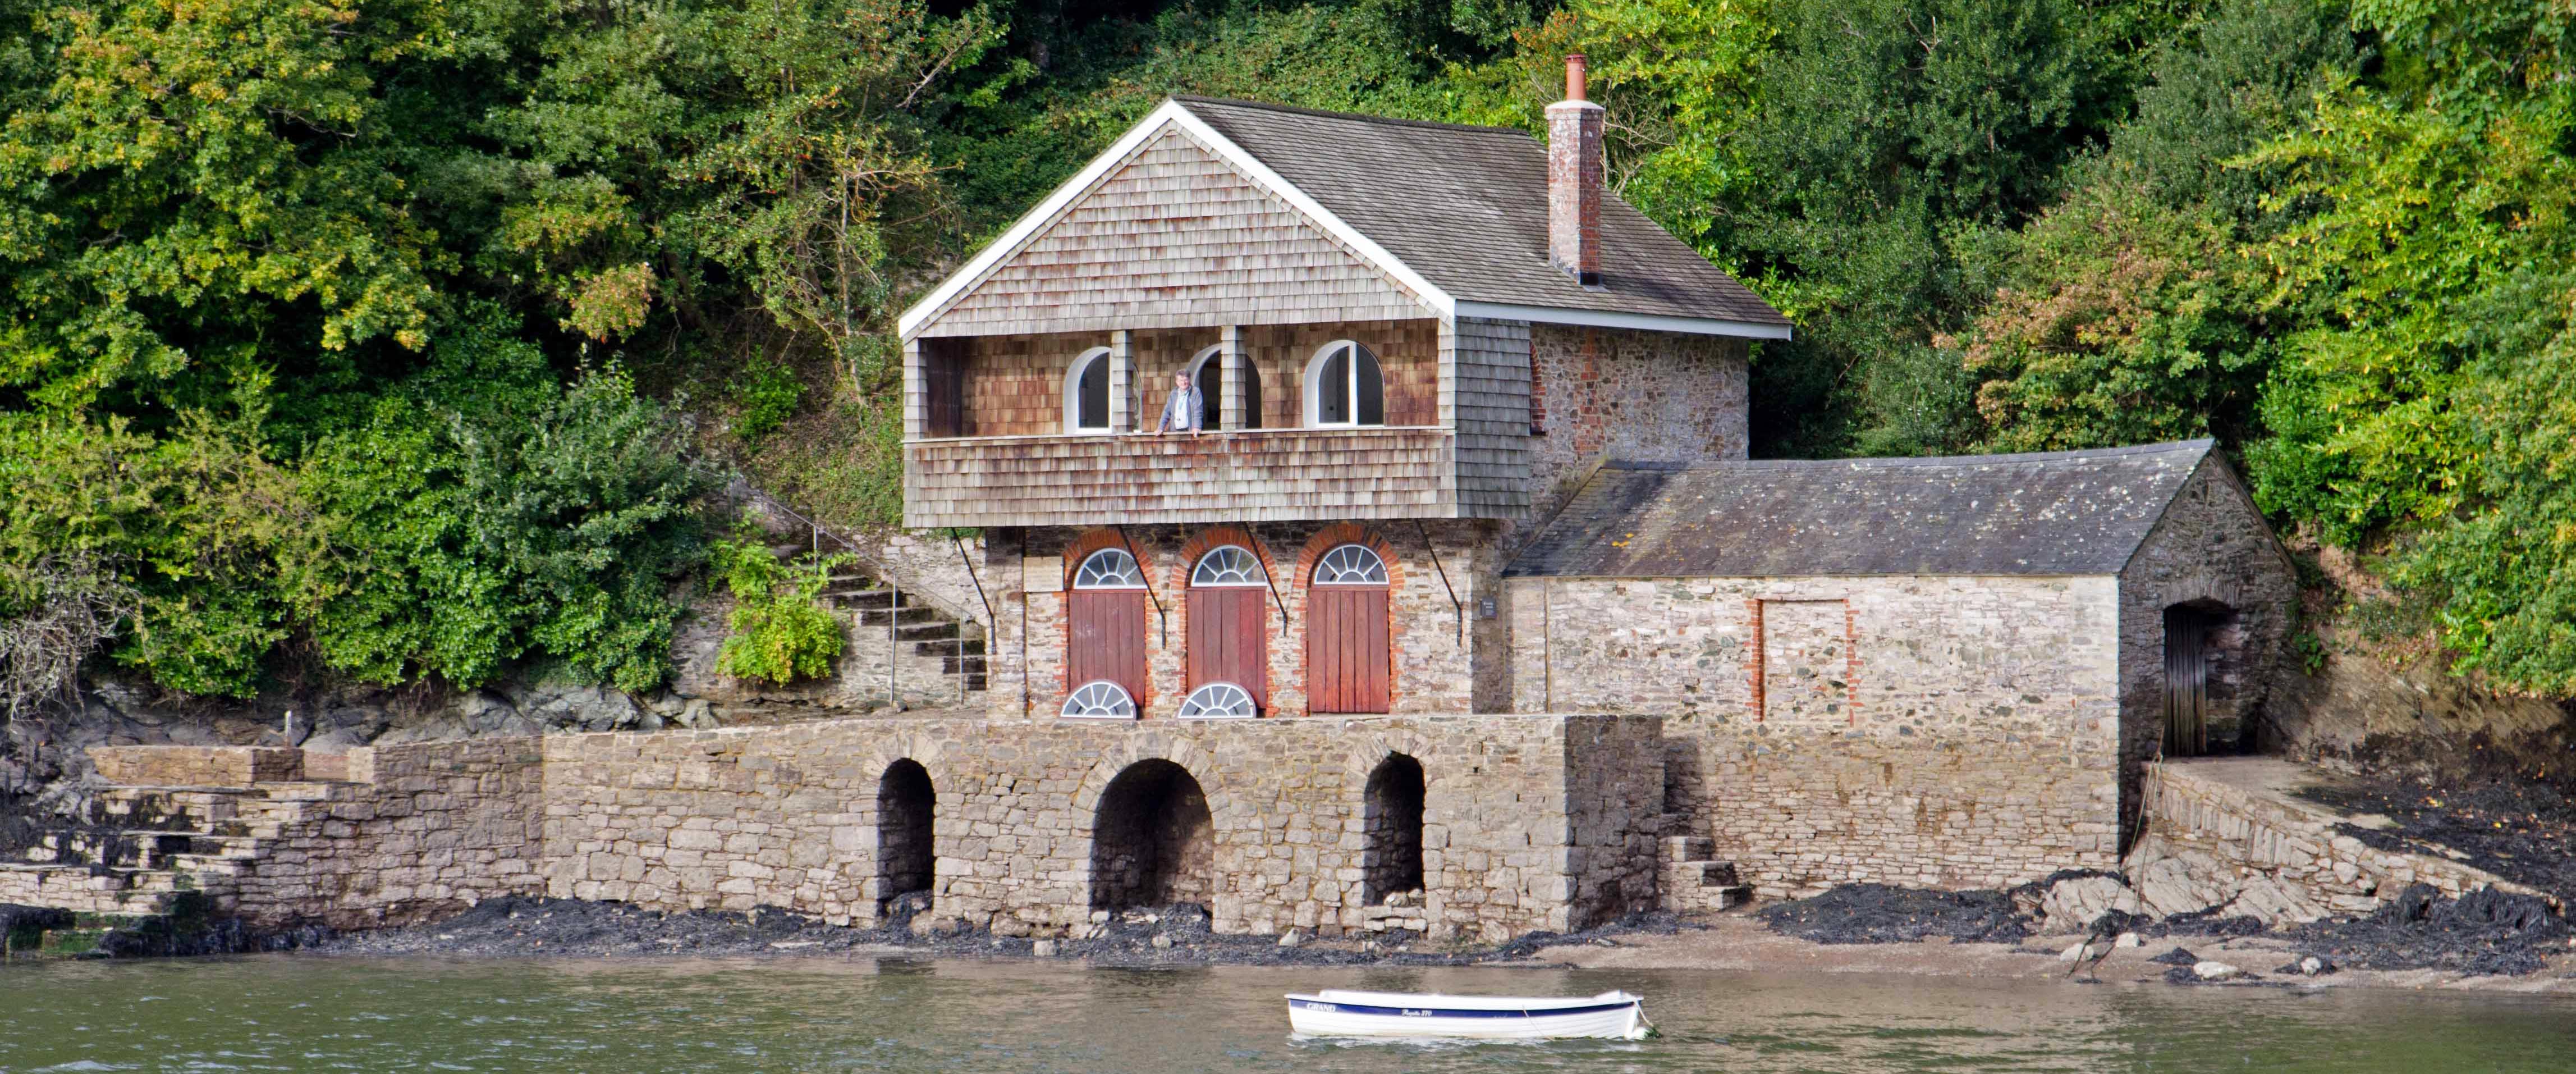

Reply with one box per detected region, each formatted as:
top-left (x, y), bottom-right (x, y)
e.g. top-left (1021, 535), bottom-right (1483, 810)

top-left (540, 713), bottom-right (1661, 941)
top-left (79, 714), bottom-right (1661, 942)
top-left (2135, 758), bottom-right (2536, 917)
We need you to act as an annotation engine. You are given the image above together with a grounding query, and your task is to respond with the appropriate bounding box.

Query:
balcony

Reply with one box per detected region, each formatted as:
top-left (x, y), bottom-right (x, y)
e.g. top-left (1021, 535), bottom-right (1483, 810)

top-left (903, 427), bottom-right (1465, 528)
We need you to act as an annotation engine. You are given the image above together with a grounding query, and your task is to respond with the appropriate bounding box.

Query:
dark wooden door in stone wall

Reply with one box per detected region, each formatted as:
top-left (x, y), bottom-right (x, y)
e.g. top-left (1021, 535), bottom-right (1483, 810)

top-left (1307, 544), bottom-right (1391, 713)
top-left (1187, 546), bottom-right (1269, 712)
top-left (2163, 606), bottom-right (2218, 756)
top-left (1069, 548), bottom-right (1148, 707)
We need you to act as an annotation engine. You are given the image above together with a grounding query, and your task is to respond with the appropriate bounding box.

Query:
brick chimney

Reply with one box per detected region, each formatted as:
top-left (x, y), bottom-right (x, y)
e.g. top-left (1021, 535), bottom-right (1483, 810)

top-left (1546, 53), bottom-right (1605, 287)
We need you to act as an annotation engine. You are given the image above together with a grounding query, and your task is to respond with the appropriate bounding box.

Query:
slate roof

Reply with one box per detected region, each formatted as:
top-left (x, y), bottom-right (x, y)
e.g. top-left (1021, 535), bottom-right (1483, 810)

top-left (1503, 440), bottom-right (2221, 578)
top-left (1175, 96), bottom-right (1789, 330)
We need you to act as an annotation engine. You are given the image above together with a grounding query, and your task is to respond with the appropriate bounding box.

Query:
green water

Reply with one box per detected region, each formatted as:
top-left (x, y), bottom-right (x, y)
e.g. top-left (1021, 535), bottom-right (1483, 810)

top-left (0, 956), bottom-right (2570, 1072)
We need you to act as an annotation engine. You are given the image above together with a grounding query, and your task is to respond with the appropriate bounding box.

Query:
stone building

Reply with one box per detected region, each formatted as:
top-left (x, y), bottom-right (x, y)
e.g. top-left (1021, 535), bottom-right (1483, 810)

top-left (1499, 442), bottom-right (2297, 898)
top-left (0, 58), bottom-right (2300, 943)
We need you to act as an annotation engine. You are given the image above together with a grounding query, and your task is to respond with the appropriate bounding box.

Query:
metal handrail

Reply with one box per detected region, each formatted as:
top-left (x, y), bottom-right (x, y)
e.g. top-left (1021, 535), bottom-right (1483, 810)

top-left (739, 484), bottom-right (989, 706)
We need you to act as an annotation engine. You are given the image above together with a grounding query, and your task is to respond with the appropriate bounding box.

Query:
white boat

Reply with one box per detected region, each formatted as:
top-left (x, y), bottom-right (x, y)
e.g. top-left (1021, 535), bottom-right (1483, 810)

top-left (1284, 989), bottom-right (1651, 1040)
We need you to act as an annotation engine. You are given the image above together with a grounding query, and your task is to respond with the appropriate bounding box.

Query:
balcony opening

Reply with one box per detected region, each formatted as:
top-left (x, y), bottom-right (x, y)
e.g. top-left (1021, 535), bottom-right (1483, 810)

top-left (1185, 344), bottom-right (1260, 430)
top-left (1064, 346), bottom-right (1112, 433)
top-left (1305, 341), bottom-right (1383, 427)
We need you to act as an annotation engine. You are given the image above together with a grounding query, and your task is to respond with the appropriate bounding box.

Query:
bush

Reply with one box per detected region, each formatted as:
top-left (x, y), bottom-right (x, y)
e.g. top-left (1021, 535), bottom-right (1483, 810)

top-left (709, 540), bottom-right (849, 685)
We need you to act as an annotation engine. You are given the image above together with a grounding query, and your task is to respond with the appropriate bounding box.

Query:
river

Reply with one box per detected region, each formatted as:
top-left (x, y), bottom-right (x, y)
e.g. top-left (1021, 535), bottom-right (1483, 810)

top-left (0, 956), bottom-right (2569, 1071)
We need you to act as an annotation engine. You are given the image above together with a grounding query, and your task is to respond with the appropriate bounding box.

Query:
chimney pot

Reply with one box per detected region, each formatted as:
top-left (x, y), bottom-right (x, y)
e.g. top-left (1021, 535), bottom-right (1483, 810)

top-left (1547, 55), bottom-right (1605, 287)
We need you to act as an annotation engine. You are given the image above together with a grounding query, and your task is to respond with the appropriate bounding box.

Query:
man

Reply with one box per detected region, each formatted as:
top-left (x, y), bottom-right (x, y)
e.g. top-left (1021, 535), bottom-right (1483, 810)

top-left (1156, 368), bottom-right (1204, 434)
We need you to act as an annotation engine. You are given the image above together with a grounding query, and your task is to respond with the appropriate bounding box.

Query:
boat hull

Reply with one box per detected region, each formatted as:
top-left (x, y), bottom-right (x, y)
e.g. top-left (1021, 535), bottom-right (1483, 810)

top-left (1285, 993), bottom-right (1646, 1040)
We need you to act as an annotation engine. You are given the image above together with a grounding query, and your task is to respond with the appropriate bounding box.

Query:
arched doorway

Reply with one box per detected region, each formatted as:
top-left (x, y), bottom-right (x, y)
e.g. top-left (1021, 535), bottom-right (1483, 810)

top-left (1308, 543), bottom-right (1391, 714)
top-left (1089, 760), bottom-right (1216, 911)
top-left (1067, 546), bottom-right (1147, 717)
top-left (876, 759), bottom-right (936, 917)
top-left (1186, 545), bottom-right (1268, 715)
top-left (1362, 753), bottom-right (1425, 904)
top-left (1183, 344), bottom-right (1261, 430)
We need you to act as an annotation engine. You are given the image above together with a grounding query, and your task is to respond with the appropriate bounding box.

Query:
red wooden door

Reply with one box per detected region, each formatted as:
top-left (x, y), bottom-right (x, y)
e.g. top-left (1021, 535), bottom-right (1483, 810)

top-left (1186, 588), bottom-right (1267, 711)
top-left (1069, 589), bottom-right (1147, 705)
top-left (1308, 586), bottom-right (1391, 712)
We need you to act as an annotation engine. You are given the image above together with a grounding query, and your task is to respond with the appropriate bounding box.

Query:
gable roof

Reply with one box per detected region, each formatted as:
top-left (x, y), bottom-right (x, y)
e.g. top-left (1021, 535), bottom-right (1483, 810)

top-left (899, 97), bottom-right (1791, 340)
top-left (1504, 440), bottom-right (2220, 579)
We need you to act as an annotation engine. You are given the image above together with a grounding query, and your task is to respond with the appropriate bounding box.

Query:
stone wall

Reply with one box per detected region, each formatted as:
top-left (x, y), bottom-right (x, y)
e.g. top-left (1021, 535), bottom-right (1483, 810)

top-left (945, 321), bottom-right (1441, 437)
top-left (2116, 456), bottom-right (2298, 841)
top-left (2137, 758), bottom-right (2538, 917)
top-left (1001, 520), bottom-right (1489, 720)
top-left (1519, 325), bottom-right (1748, 546)
top-left (1507, 573), bottom-right (2125, 897)
top-left (539, 713), bottom-right (1661, 942)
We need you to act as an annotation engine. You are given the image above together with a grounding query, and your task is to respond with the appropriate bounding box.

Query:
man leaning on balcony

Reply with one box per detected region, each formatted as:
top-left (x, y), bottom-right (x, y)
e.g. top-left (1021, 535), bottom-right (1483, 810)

top-left (1156, 369), bottom-right (1203, 435)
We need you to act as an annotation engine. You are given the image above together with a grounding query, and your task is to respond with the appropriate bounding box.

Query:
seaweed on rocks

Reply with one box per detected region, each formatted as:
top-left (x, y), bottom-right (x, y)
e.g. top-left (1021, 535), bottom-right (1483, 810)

top-left (2148, 946), bottom-right (2198, 966)
top-left (2298, 775), bottom-right (2576, 902)
top-left (1754, 884), bottom-right (2027, 945)
top-left (305, 897), bottom-right (1697, 967)
top-left (2282, 883), bottom-right (2573, 976)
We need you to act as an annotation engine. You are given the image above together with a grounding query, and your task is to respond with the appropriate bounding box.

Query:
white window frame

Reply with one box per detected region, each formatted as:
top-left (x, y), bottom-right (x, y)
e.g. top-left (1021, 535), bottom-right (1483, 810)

top-left (1177, 682), bottom-right (1258, 719)
top-left (1061, 680), bottom-right (1139, 719)
top-left (1190, 545), bottom-right (1267, 588)
top-left (1063, 346), bottom-right (1113, 434)
top-left (1301, 340), bottom-right (1385, 428)
top-left (1312, 544), bottom-right (1388, 586)
top-left (1073, 547), bottom-right (1145, 589)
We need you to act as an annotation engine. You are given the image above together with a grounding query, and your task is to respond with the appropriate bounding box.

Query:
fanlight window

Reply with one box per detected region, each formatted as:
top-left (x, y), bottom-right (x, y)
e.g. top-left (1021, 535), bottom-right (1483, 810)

top-left (1177, 682), bottom-right (1258, 719)
top-left (1064, 347), bottom-right (1112, 433)
top-left (1191, 545), bottom-right (1266, 587)
top-left (1074, 548), bottom-right (1144, 589)
top-left (1305, 341), bottom-right (1385, 427)
top-left (1061, 680), bottom-right (1138, 719)
top-left (1313, 545), bottom-right (1388, 586)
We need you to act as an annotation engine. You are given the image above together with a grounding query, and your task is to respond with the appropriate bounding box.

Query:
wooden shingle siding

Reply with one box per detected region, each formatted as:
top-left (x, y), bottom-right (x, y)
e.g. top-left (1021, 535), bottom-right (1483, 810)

top-left (902, 428), bottom-right (1480, 528)
top-left (916, 125), bottom-right (1432, 337)
top-left (936, 321), bottom-right (1441, 438)
top-left (1446, 316), bottom-right (1534, 515)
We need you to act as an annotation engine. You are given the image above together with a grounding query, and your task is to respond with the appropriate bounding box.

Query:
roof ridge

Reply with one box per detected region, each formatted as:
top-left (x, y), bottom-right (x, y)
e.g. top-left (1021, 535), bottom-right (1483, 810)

top-left (1606, 439), bottom-right (2216, 473)
top-left (1171, 94), bottom-right (1534, 138)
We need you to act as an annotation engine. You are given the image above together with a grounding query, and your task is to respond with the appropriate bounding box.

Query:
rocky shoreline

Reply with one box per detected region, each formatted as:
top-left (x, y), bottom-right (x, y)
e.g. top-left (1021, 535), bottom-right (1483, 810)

top-left (287, 895), bottom-right (1690, 968)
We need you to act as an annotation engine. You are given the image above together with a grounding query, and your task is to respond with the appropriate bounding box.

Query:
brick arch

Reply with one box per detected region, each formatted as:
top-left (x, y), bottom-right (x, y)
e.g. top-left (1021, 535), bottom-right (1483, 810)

top-left (1294, 523), bottom-right (1404, 589)
top-left (1172, 523), bottom-right (1279, 591)
top-left (1062, 527), bottom-right (1141, 589)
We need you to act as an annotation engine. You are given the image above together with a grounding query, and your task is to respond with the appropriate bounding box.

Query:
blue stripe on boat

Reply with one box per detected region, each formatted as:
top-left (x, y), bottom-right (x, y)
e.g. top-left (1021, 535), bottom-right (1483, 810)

top-left (1289, 999), bottom-right (1634, 1018)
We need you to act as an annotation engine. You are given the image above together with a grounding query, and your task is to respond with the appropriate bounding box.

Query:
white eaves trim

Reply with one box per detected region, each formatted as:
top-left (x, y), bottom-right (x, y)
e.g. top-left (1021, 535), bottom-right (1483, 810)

top-left (1452, 301), bottom-right (1794, 340)
top-left (897, 97), bottom-right (1797, 343)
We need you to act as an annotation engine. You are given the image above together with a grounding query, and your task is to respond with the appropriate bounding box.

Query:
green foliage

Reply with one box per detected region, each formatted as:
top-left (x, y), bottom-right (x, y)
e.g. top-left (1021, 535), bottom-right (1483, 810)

top-left (709, 540), bottom-right (849, 686)
top-left (731, 354), bottom-right (808, 444)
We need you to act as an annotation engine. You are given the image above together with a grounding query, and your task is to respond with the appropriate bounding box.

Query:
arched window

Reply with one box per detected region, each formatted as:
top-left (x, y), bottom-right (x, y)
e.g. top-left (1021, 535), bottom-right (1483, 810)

top-left (1303, 341), bottom-right (1384, 427)
top-left (1074, 548), bottom-right (1144, 589)
top-left (1061, 680), bottom-right (1138, 719)
top-left (1064, 347), bottom-right (1112, 433)
top-left (1313, 544), bottom-right (1388, 585)
top-left (1177, 682), bottom-right (1257, 719)
top-left (1190, 545), bottom-right (1267, 586)
top-left (1182, 345), bottom-right (1260, 431)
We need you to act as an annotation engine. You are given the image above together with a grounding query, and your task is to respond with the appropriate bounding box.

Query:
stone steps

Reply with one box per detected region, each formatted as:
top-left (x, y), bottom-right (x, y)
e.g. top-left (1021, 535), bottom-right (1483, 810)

top-left (1660, 836), bottom-right (1753, 913)
top-left (823, 572), bottom-right (987, 695)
